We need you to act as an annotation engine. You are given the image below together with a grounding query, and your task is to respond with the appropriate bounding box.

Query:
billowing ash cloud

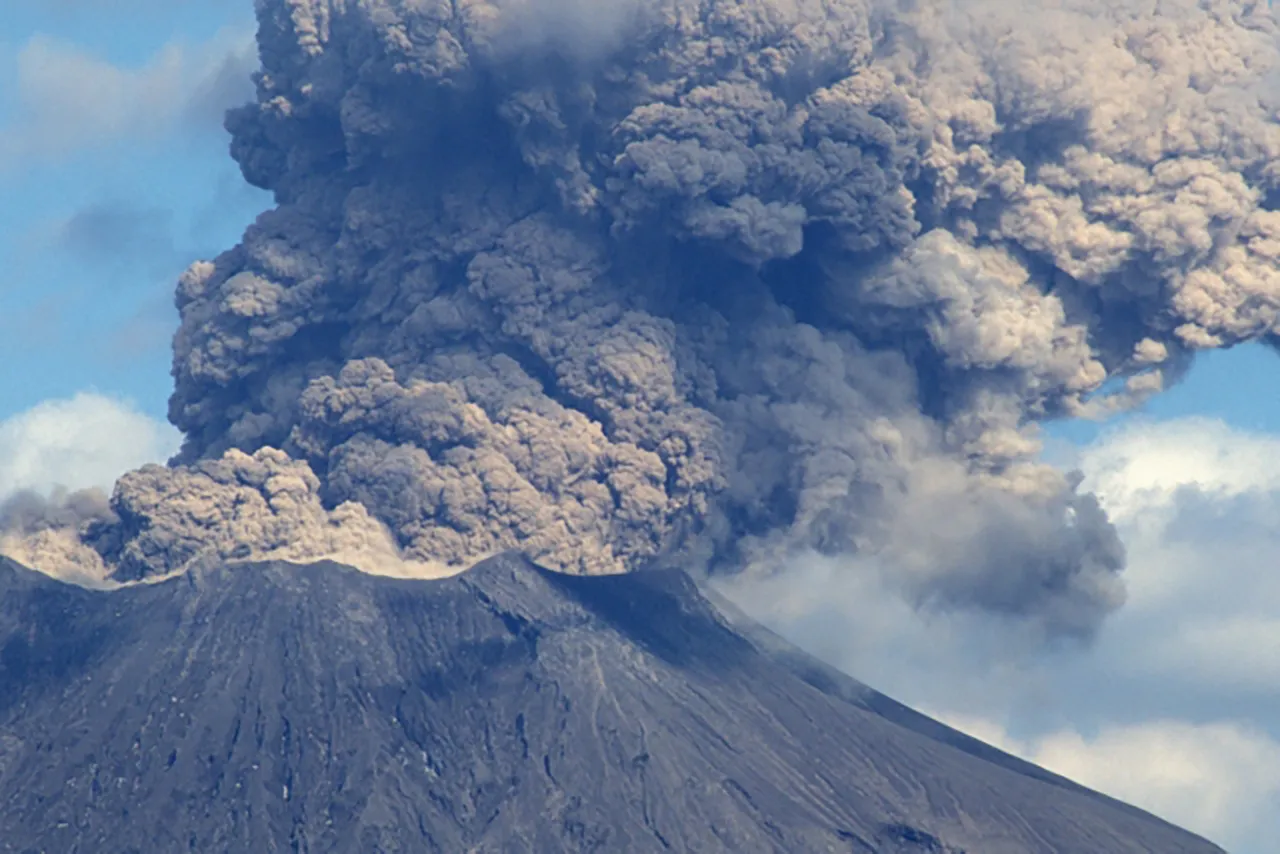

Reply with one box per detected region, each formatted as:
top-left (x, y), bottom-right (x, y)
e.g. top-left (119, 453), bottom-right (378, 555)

top-left (8, 0), bottom-right (1280, 638)
top-left (0, 449), bottom-right (453, 586)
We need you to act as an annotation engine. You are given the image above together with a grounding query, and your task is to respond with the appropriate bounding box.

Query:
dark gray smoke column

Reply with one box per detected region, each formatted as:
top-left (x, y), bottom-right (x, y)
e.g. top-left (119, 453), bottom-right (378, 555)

top-left (12, 0), bottom-right (1280, 639)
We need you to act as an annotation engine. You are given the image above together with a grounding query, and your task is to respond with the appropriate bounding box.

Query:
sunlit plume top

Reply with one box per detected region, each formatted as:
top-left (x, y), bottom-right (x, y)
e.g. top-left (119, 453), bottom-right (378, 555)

top-left (4, 0), bottom-right (1280, 643)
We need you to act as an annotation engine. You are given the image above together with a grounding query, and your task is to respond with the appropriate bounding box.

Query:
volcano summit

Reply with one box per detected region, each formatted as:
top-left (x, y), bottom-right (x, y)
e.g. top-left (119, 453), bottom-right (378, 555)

top-left (0, 553), bottom-right (1225, 853)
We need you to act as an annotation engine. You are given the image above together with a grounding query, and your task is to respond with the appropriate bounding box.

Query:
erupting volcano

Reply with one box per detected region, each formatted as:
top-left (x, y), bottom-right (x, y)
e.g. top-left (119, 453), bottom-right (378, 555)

top-left (4, 0), bottom-right (1278, 850)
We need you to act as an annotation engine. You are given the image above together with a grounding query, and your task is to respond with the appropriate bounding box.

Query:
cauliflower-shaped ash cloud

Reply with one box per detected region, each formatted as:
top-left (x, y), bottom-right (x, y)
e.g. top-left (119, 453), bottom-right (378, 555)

top-left (4, 448), bottom-right (453, 585)
top-left (8, 0), bottom-right (1280, 640)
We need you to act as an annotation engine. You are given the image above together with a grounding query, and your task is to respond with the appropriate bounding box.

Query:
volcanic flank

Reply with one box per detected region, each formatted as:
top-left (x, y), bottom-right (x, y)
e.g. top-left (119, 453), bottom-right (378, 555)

top-left (0, 552), bottom-right (1226, 853)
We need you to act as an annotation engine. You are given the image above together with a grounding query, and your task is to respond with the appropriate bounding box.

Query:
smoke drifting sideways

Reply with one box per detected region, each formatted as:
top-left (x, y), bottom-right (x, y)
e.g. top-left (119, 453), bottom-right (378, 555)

top-left (5, 0), bottom-right (1280, 639)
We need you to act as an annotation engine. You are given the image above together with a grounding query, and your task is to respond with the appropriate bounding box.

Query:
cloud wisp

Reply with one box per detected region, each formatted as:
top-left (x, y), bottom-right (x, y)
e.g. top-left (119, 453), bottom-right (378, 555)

top-left (0, 27), bottom-right (255, 168)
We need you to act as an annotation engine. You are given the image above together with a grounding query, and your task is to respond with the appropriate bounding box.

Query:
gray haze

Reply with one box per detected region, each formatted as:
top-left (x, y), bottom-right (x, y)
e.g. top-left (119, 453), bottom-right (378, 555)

top-left (6, 0), bottom-right (1280, 639)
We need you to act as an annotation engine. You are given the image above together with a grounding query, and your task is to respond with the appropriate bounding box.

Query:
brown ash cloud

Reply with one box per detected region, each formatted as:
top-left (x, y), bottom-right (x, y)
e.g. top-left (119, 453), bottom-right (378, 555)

top-left (9, 0), bottom-right (1280, 639)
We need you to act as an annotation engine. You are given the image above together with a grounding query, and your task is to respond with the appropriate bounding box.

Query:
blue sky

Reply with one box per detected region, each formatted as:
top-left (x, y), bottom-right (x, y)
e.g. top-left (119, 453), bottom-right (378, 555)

top-left (1049, 343), bottom-right (1280, 443)
top-left (1, 2), bottom-right (1278, 850)
top-left (0, 0), bottom-right (268, 422)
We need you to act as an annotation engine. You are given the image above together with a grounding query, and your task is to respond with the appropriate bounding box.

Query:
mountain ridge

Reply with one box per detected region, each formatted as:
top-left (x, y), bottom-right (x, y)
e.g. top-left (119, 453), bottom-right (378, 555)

top-left (0, 553), bottom-right (1225, 853)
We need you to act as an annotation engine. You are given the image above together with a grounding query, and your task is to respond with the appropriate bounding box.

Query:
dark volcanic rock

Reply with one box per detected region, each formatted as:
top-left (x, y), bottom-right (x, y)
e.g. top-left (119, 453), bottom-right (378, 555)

top-left (0, 553), bottom-right (1223, 853)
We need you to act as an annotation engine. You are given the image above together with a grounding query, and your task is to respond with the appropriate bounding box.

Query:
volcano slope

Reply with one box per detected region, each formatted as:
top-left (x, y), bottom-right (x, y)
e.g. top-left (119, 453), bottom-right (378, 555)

top-left (0, 553), bottom-right (1222, 854)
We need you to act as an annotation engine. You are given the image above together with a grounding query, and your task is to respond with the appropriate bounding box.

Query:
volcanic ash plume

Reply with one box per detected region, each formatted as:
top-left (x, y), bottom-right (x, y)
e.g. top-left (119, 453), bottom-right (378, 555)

top-left (7, 0), bottom-right (1280, 637)
top-left (0, 450), bottom-right (455, 586)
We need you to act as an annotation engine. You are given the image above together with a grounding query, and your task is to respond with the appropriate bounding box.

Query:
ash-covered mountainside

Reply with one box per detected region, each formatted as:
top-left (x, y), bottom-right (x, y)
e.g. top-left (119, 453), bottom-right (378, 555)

top-left (0, 554), bottom-right (1222, 854)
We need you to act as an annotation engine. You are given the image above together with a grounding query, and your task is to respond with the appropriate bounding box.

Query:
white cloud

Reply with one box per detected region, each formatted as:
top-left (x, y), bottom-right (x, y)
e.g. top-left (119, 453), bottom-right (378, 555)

top-left (1077, 419), bottom-right (1280, 700)
top-left (1078, 416), bottom-right (1280, 523)
top-left (0, 28), bottom-right (255, 167)
top-left (1032, 721), bottom-right (1280, 838)
top-left (9, 0), bottom-right (245, 9)
top-left (715, 553), bottom-right (1053, 716)
top-left (719, 414), bottom-right (1280, 854)
top-left (934, 714), bottom-right (1280, 847)
top-left (0, 393), bottom-right (181, 499)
